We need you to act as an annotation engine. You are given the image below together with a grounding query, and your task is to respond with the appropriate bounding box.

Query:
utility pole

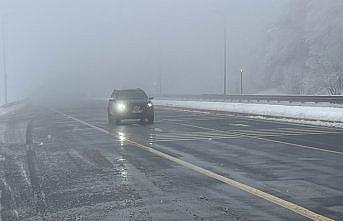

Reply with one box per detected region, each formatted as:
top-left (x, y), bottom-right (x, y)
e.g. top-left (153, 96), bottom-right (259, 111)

top-left (158, 72), bottom-right (162, 95)
top-left (1, 18), bottom-right (7, 104)
top-left (211, 10), bottom-right (228, 96)
top-left (240, 68), bottom-right (243, 95)
top-left (223, 21), bottom-right (227, 95)
top-left (156, 40), bottom-right (163, 96)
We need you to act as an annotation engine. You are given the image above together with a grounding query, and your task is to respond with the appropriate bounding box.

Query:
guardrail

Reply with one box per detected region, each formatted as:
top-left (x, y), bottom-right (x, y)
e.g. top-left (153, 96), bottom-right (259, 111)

top-left (155, 94), bottom-right (343, 104)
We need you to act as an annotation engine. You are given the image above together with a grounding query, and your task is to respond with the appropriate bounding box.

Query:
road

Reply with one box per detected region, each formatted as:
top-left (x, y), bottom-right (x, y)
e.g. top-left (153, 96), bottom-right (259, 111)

top-left (0, 100), bottom-right (343, 221)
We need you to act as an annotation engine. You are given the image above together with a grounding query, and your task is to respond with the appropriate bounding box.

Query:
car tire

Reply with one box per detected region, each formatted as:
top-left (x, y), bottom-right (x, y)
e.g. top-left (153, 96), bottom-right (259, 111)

top-left (108, 114), bottom-right (120, 125)
top-left (147, 114), bottom-right (154, 124)
top-left (108, 115), bottom-right (113, 125)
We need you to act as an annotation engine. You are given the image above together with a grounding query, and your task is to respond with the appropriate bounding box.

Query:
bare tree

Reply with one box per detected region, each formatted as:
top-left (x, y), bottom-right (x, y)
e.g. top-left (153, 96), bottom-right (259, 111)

top-left (328, 75), bottom-right (343, 95)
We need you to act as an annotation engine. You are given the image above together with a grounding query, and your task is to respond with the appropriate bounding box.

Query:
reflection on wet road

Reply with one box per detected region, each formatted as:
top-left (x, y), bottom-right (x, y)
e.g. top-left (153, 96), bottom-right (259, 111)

top-left (0, 100), bottom-right (342, 220)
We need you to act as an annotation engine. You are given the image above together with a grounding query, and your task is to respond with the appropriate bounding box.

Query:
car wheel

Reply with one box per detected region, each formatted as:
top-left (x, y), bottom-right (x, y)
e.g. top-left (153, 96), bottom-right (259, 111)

top-left (147, 114), bottom-right (154, 124)
top-left (108, 115), bottom-right (113, 124)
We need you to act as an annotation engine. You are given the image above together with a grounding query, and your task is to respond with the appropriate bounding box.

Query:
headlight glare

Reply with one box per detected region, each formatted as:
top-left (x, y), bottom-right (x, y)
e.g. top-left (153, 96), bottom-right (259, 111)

top-left (147, 102), bottom-right (153, 108)
top-left (116, 103), bottom-right (127, 112)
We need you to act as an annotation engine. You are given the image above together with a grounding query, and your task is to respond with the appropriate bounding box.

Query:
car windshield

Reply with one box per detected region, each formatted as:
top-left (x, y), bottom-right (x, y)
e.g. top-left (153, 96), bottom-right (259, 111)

top-left (117, 90), bottom-right (147, 100)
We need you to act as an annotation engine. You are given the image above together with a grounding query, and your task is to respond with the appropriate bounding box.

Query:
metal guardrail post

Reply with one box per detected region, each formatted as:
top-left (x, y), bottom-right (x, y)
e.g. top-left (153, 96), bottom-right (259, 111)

top-left (155, 94), bottom-right (343, 105)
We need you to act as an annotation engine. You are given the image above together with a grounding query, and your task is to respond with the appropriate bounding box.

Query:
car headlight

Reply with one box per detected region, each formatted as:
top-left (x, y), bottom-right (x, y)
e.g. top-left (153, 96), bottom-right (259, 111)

top-left (116, 103), bottom-right (127, 112)
top-left (147, 102), bottom-right (153, 108)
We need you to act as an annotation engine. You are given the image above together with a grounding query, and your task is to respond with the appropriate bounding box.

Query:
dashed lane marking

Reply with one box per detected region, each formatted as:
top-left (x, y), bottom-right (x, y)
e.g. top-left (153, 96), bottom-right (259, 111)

top-left (157, 106), bottom-right (343, 131)
top-left (54, 110), bottom-right (334, 221)
top-left (152, 131), bottom-right (342, 143)
top-left (230, 123), bottom-right (250, 127)
top-left (171, 122), bottom-right (343, 156)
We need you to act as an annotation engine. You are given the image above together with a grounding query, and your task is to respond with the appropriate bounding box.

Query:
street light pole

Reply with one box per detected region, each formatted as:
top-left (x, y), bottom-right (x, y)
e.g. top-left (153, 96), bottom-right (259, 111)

top-left (240, 68), bottom-right (243, 95)
top-left (159, 72), bottom-right (162, 95)
top-left (223, 21), bottom-right (227, 95)
top-left (210, 9), bottom-right (229, 96)
top-left (1, 18), bottom-right (7, 104)
top-left (214, 11), bottom-right (228, 95)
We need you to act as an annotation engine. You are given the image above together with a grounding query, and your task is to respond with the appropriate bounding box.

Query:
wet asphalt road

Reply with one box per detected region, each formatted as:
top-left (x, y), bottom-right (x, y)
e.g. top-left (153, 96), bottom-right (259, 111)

top-left (0, 100), bottom-right (343, 221)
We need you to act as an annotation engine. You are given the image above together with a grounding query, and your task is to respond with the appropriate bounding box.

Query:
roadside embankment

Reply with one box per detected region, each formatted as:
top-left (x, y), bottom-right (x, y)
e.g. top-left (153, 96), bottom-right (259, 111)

top-left (155, 99), bottom-right (343, 127)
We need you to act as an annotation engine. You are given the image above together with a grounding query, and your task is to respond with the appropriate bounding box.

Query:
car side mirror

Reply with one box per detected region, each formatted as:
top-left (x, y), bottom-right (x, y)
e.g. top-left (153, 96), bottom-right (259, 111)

top-left (149, 97), bottom-right (154, 100)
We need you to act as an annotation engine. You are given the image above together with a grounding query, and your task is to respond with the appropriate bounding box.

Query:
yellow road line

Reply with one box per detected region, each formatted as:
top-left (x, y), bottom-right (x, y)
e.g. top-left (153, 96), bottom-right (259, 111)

top-left (55, 110), bottom-right (334, 221)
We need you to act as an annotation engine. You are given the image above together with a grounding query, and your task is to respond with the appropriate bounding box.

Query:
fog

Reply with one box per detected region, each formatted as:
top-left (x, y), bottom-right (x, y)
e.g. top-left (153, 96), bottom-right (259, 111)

top-left (1, 0), bottom-right (288, 103)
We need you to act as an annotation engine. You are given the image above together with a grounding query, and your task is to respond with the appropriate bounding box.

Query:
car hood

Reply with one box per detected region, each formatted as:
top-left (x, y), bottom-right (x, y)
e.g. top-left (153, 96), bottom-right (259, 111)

top-left (117, 99), bottom-right (149, 103)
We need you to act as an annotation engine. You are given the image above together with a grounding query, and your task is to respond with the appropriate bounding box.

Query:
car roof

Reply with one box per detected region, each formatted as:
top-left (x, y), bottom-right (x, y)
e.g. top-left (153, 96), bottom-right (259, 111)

top-left (112, 88), bottom-right (144, 93)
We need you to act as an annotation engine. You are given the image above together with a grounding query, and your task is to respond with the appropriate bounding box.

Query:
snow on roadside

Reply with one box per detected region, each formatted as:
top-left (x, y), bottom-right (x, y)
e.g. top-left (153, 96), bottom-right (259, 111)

top-left (0, 102), bottom-right (26, 116)
top-left (155, 99), bottom-right (343, 125)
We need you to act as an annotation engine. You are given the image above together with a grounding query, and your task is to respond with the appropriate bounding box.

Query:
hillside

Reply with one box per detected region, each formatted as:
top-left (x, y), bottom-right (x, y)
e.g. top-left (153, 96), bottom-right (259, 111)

top-left (255, 0), bottom-right (343, 95)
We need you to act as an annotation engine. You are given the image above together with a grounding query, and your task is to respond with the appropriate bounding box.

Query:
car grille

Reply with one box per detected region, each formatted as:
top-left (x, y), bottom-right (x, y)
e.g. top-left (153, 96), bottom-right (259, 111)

top-left (128, 102), bottom-right (146, 112)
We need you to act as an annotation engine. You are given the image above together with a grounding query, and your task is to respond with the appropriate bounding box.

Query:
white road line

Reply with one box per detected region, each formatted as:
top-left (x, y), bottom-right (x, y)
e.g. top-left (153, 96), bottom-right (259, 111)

top-left (55, 110), bottom-right (334, 221)
top-left (171, 121), bottom-right (343, 156)
top-left (159, 106), bottom-right (343, 131)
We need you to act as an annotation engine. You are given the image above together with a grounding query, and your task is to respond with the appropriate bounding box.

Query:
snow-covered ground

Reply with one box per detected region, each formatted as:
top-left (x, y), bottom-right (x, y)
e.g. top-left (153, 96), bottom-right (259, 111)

top-left (0, 102), bottom-right (26, 116)
top-left (155, 99), bottom-right (343, 127)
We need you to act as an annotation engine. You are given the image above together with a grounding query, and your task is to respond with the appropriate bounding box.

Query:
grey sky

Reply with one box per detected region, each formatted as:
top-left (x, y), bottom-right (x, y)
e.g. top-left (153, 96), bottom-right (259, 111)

top-left (1, 0), bottom-right (288, 102)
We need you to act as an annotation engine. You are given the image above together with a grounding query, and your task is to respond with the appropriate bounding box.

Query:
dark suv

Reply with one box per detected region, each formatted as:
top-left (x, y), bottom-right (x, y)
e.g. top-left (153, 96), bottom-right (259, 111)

top-left (107, 89), bottom-right (154, 124)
